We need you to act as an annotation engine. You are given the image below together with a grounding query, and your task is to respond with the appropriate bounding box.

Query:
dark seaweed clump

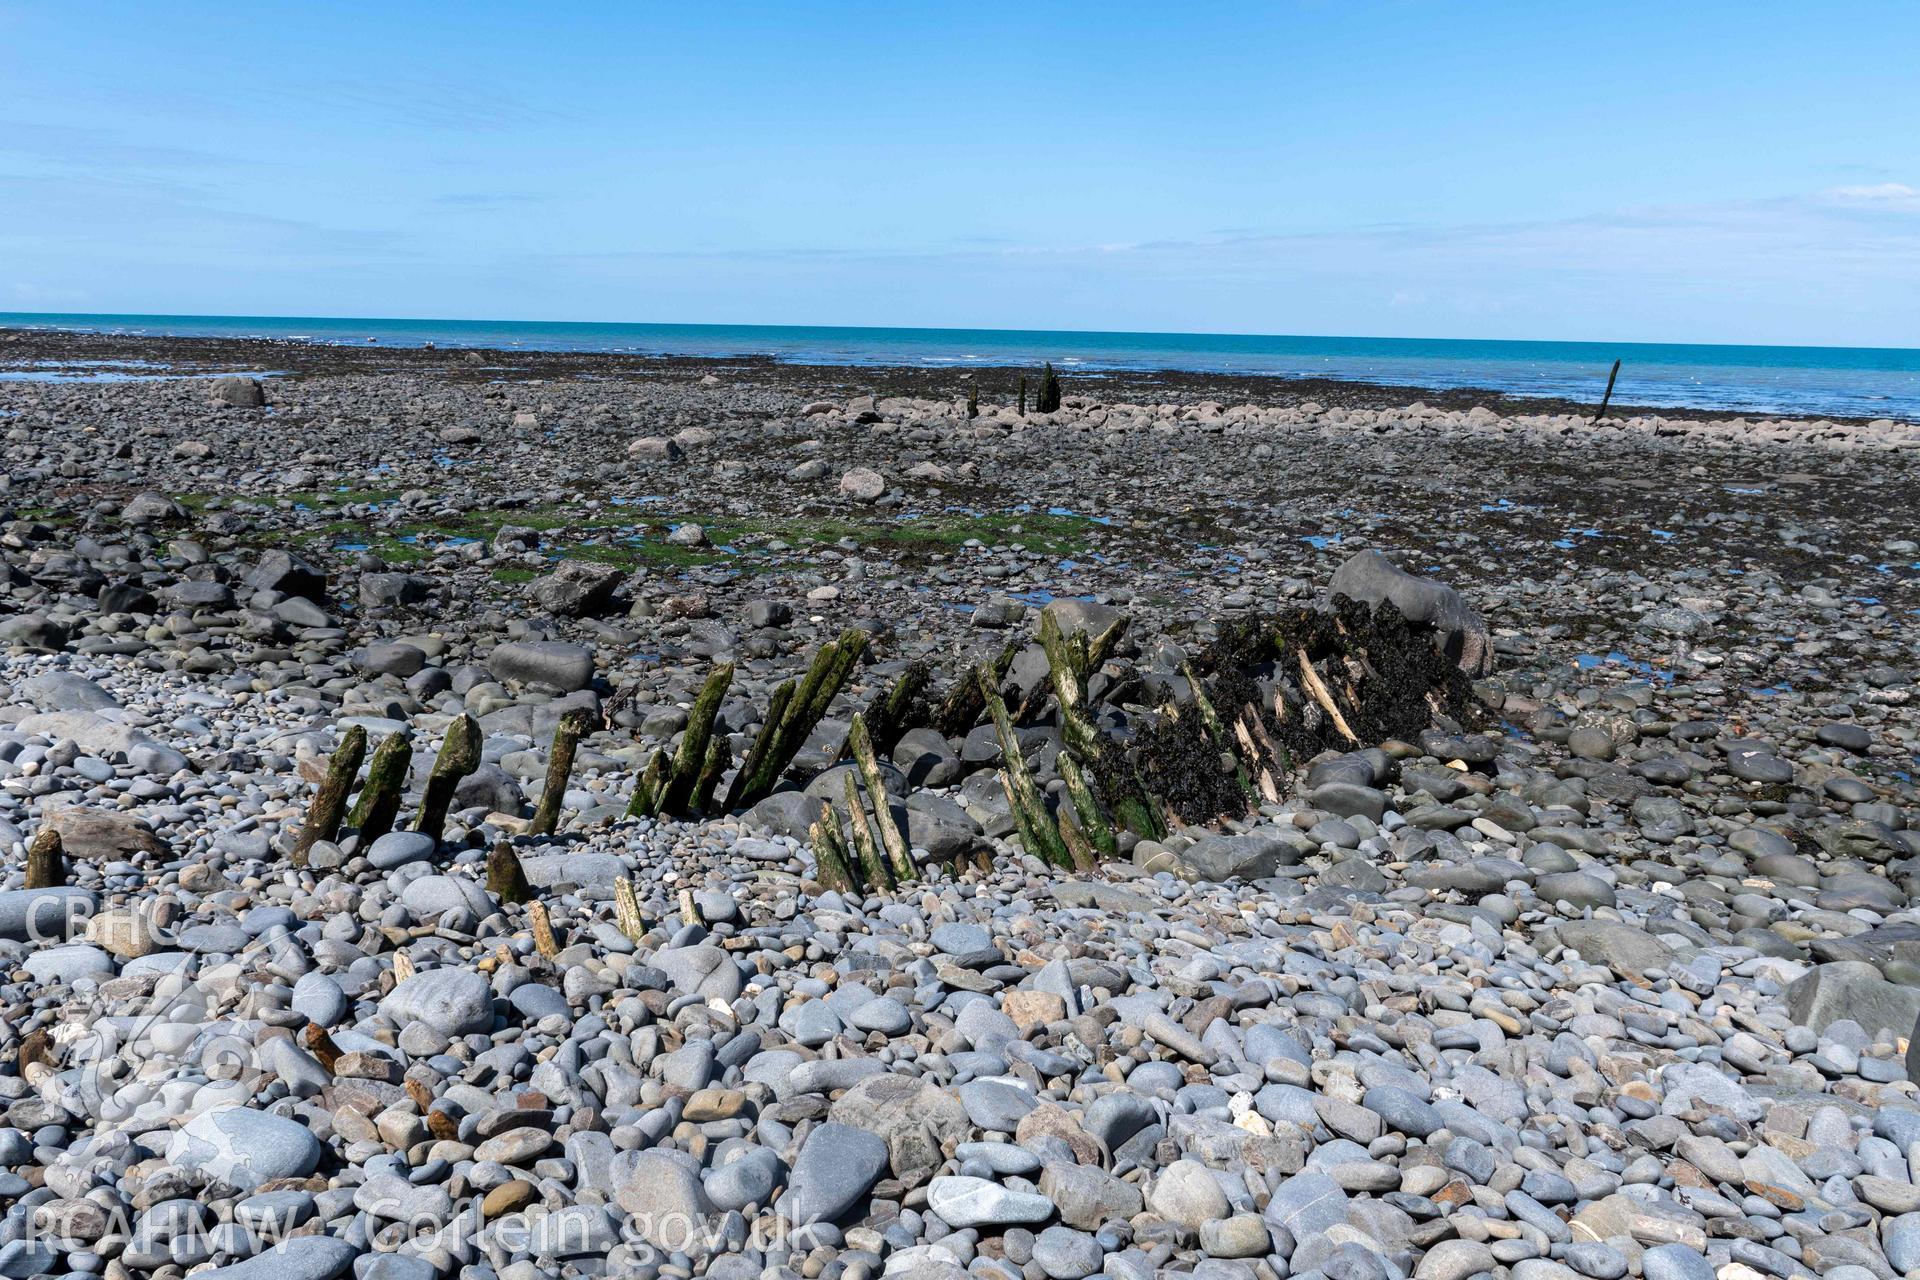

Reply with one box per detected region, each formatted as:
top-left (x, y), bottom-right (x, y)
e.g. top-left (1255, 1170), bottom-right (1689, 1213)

top-left (1132, 710), bottom-right (1249, 825)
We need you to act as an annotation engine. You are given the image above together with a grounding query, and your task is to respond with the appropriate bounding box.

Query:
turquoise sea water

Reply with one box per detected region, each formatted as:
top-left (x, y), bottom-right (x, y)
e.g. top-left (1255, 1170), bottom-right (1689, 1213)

top-left (4, 312), bottom-right (1918, 420)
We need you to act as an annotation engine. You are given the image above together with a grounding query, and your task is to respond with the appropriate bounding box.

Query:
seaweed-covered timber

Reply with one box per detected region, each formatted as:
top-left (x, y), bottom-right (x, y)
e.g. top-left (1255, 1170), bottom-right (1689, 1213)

top-left (485, 838), bottom-right (533, 903)
top-left (580, 573), bottom-right (1481, 883)
top-left (723, 627), bottom-right (868, 809)
top-left (346, 730), bottom-right (412, 841)
top-left (414, 713), bottom-right (482, 840)
top-left (253, 550), bottom-right (1487, 900)
top-left (1035, 361), bottom-right (1063, 413)
top-left (528, 706), bottom-right (593, 835)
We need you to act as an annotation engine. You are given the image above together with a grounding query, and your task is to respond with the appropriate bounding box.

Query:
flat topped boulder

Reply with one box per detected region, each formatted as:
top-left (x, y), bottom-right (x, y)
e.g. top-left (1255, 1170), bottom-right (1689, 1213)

top-left (246, 549), bottom-right (327, 602)
top-left (1177, 830), bottom-right (1310, 884)
top-left (47, 809), bottom-right (168, 861)
top-left (1328, 549), bottom-right (1491, 675)
top-left (16, 710), bottom-right (190, 778)
top-left (120, 491), bottom-right (186, 526)
top-left (838, 467), bottom-right (886, 501)
top-left (1545, 919), bottom-right (1676, 977)
top-left (191, 1237), bottom-right (356, 1280)
top-left (0, 887), bottom-right (97, 943)
top-left (1039, 598), bottom-right (1123, 639)
top-left (17, 671), bottom-right (119, 712)
top-left (488, 640), bottom-right (595, 692)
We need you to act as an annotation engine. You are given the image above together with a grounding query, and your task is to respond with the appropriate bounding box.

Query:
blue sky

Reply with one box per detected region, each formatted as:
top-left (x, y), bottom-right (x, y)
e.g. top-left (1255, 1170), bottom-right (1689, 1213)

top-left (2, 1), bottom-right (1916, 346)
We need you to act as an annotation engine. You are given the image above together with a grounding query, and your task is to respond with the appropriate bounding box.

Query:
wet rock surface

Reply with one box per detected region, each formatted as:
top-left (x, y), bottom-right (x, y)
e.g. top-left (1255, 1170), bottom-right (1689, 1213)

top-left (0, 330), bottom-right (1917, 1279)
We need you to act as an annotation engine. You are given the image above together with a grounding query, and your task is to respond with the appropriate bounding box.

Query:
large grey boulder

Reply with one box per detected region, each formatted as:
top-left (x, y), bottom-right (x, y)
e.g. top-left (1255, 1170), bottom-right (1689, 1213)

top-left (1546, 920), bottom-right (1676, 977)
top-left (378, 967), bottom-right (495, 1037)
top-left (166, 1108), bottom-right (321, 1189)
top-left (358, 572), bottom-right (433, 608)
top-left (17, 671), bottom-right (119, 712)
top-left (613, 1149), bottom-right (714, 1253)
top-left (1177, 830), bottom-right (1311, 883)
top-left (527, 561), bottom-right (626, 617)
top-left (0, 887), bottom-right (98, 943)
top-left (1328, 549), bottom-right (1491, 675)
top-left (47, 809), bottom-right (168, 860)
top-left (653, 945), bottom-right (743, 1002)
top-left (191, 1237), bottom-right (355, 1280)
top-left (120, 491), bottom-right (186, 526)
top-left (827, 1072), bottom-right (970, 1188)
top-left (1039, 598), bottom-right (1123, 640)
top-left (780, 1122), bottom-right (888, 1225)
top-left (1789, 961), bottom-right (1920, 1037)
top-left (208, 375), bottom-right (267, 408)
top-left (245, 550), bottom-right (327, 603)
top-left (0, 614), bottom-right (71, 651)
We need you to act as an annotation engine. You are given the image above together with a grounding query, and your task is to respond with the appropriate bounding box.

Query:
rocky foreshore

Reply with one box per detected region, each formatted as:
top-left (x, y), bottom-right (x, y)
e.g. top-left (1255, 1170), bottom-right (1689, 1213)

top-left (0, 335), bottom-right (1917, 1280)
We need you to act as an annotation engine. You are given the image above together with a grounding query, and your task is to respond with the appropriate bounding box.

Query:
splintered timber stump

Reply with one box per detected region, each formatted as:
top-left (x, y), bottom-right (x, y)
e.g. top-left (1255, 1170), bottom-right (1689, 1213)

top-left (626, 626), bottom-right (869, 822)
top-left (603, 585), bottom-right (1481, 880)
top-left (24, 829), bottom-right (64, 889)
top-left (631, 659), bottom-right (740, 820)
top-left (848, 714), bottom-right (915, 882)
top-left (1035, 361), bottom-right (1063, 413)
top-left (856, 661), bottom-right (931, 759)
top-left (725, 627), bottom-right (867, 811)
top-left (487, 839), bottom-right (533, 904)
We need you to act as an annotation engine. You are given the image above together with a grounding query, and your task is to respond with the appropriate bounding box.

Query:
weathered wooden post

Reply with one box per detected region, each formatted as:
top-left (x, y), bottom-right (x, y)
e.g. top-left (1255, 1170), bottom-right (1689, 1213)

top-left (349, 732), bottom-right (412, 841)
top-left (529, 708), bottom-right (592, 836)
top-left (415, 714), bottom-right (481, 842)
top-left (24, 828), bottom-right (64, 889)
top-left (293, 725), bottom-right (367, 866)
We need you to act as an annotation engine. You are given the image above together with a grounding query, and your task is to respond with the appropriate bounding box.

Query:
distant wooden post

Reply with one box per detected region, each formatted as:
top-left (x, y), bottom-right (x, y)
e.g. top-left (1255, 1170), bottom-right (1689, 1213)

top-left (1592, 359), bottom-right (1622, 423)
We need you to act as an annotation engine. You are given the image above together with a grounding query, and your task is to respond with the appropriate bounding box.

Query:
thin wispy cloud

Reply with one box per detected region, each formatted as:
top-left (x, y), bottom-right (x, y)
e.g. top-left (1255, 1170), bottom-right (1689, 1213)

top-left (1822, 182), bottom-right (1920, 208)
top-left (427, 192), bottom-right (546, 209)
top-left (0, 121), bottom-right (235, 172)
top-left (107, 77), bottom-right (578, 135)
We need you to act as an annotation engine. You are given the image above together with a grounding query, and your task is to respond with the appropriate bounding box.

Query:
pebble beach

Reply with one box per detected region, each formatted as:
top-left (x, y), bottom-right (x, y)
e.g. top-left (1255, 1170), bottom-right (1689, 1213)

top-left (1, 326), bottom-right (1919, 1280)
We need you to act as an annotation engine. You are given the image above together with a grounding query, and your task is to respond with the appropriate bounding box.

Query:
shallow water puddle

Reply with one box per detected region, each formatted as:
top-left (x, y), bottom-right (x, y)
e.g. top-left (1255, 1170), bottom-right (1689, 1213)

top-left (1575, 651), bottom-right (1676, 684)
top-left (0, 360), bottom-right (290, 383)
